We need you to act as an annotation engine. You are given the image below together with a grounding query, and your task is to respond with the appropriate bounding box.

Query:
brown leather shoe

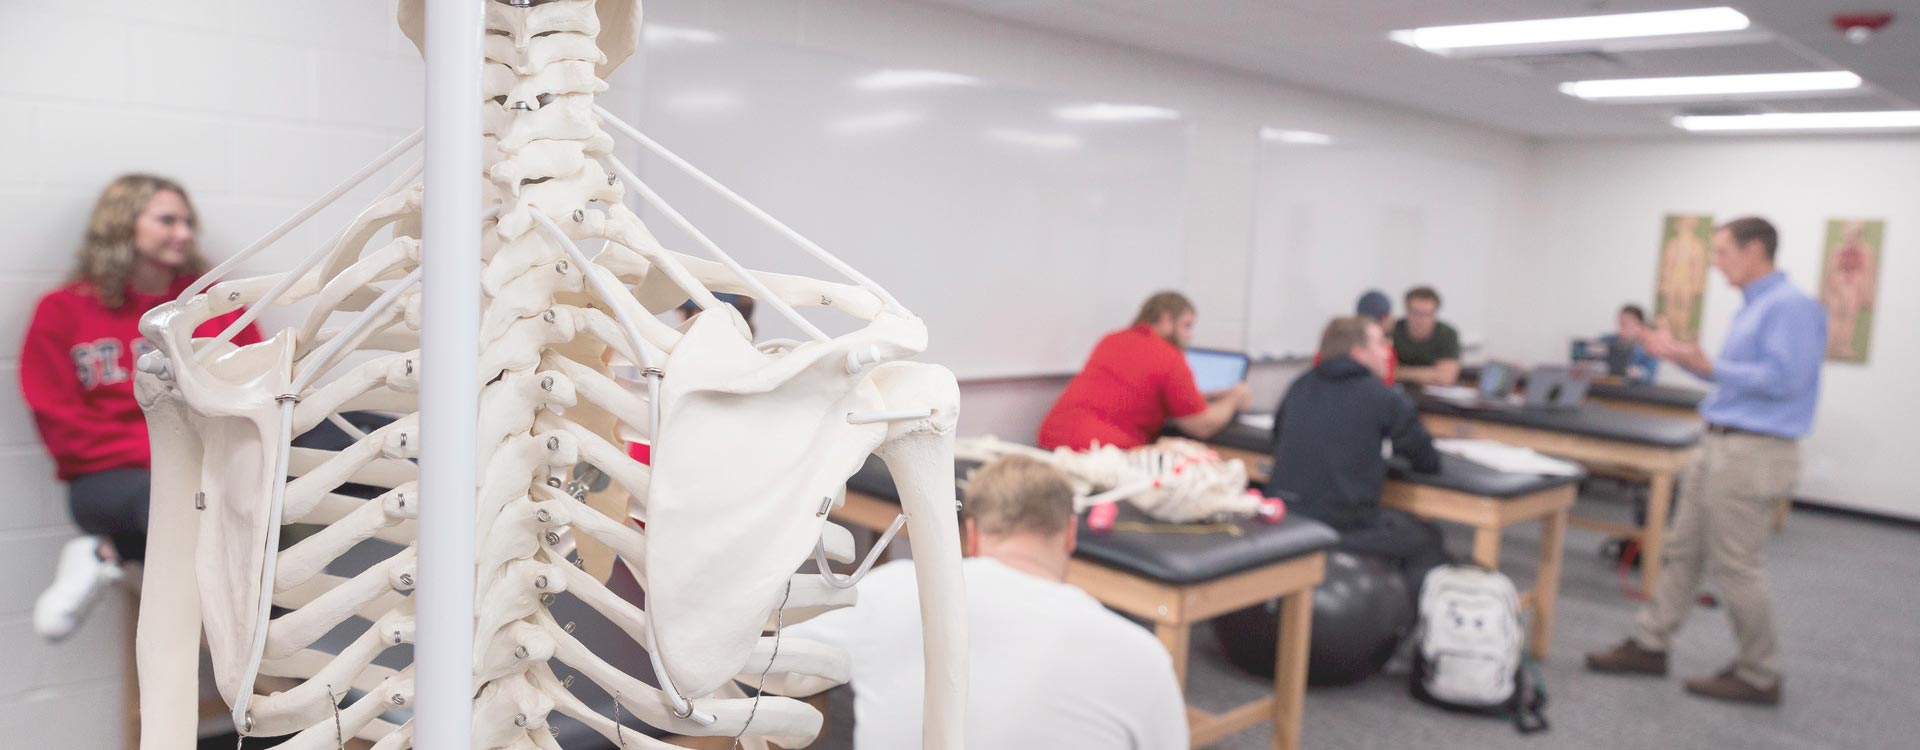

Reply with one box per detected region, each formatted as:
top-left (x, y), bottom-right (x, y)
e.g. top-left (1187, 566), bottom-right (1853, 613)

top-left (1585, 639), bottom-right (1668, 676)
top-left (1685, 669), bottom-right (1781, 706)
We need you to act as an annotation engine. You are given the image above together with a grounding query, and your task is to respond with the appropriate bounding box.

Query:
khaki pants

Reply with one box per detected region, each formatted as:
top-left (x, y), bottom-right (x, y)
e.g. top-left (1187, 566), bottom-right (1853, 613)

top-left (1632, 431), bottom-right (1799, 689)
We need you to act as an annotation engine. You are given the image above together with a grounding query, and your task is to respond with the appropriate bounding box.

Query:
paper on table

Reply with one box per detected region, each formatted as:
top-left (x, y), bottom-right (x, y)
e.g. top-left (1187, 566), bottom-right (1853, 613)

top-left (1436, 438), bottom-right (1583, 477)
top-left (1423, 385), bottom-right (1480, 404)
top-left (1237, 412), bottom-right (1276, 430)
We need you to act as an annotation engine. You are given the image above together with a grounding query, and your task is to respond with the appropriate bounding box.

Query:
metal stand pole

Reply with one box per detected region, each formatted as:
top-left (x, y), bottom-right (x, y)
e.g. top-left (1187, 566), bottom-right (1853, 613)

top-left (415, 0), bottom-right (483, 747)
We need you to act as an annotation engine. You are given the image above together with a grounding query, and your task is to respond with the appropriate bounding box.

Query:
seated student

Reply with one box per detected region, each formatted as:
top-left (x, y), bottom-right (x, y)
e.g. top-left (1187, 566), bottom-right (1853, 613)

top-left (1585, 304), bottom-right (1660, 385)
top-left (22, 175), bottom-right (262, 640)
top-left (1313, 289), bottom-right (1397, 385)
top-left (786, 455), bottom-right (1189, 749)
top-left (1269, 316), bottom-right (1447, 595)
top-left (1038, 291), bottom-right (1250, 450)
top-left (1392, 285), bottom-right (1462, 387)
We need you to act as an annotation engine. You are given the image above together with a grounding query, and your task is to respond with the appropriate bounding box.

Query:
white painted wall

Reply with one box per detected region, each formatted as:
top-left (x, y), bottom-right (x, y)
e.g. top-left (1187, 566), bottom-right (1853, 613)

top-left (1502, 136), bottom-right (1920, 520)
top-left (644, 0), bottom-right (1535, 437)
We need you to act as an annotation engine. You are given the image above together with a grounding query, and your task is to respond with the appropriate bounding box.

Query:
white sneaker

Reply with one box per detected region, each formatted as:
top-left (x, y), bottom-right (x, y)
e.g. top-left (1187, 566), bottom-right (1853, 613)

top-left (34, 536), bottom-right (123, 642)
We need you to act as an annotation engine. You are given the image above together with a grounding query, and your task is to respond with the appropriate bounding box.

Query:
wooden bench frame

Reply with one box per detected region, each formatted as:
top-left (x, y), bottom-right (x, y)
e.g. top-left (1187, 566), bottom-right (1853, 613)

top-left (834, 489), bottom-right (1325, 750)
top-left (1417, 413), bottom-right (1696, 594)
top-left (1212, 444), bottom-right (1575, 660)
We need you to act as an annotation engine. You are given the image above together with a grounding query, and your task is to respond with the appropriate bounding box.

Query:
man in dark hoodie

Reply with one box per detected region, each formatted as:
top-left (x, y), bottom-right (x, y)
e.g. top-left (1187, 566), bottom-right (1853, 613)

top-left (1268, 316), bottom-right (1448, 595)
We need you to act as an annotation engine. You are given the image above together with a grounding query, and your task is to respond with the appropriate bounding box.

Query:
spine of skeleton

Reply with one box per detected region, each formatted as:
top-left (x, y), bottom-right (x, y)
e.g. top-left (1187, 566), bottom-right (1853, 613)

top-left (471, 0), bottom-right (626, 744)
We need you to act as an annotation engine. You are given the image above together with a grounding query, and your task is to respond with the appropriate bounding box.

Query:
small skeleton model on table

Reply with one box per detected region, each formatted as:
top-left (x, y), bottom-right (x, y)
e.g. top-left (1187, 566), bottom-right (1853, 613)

top-left (130, 2), bottom-right (967, 749)
top-left (956, 436), bottom-right (1281, 527)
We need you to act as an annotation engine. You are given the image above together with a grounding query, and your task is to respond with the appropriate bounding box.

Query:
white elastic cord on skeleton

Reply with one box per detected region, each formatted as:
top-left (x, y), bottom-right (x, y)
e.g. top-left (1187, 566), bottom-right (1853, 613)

top-left (182, 129), bottom-right (424, 303)
top-left (193, 161), bottom-right (433, 365)
top-left (232, 396), bottom-right (297, 735)
top-left (813, 514), bottom-right (907, 590)
top-left (328, 413), bottom-right (370, 442)
top-left (592, 105), bottom-right (912, 319)
top-left (529, 209), bottom-right (717, 727)
top-left (597, 157), bottom-right (827, 343)
top-left (230, 268), bottom-right (424, 733)
top-left (809, 409), bottom-right (933, 588)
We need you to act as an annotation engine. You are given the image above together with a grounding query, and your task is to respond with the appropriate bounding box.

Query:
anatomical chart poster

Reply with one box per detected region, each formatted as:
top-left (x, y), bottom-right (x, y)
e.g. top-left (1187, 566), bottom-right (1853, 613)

top-left (1820, 219), bottom-right (1884, 363)
top-left (1654, 214), bottom-right (1713, 342)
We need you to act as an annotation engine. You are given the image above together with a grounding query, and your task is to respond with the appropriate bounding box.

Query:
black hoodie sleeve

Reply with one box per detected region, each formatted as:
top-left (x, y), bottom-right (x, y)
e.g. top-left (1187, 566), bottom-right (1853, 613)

top-left (1387, 392), bottom-right (1442, 473)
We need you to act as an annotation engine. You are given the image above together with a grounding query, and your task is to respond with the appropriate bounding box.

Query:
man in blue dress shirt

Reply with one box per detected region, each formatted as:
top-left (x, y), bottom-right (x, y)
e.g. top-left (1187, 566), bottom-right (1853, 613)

top-left (1586, 216), bottom-right (1825, 706)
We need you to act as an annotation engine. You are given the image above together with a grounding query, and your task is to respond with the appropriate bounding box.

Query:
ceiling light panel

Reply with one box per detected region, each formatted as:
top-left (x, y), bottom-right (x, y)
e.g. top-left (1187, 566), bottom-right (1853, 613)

top-left (1674, 111), bottom-right (1920, 132)
top-left (1562, 71), bottom-right (1864, 101)
top-left (1391, 7), bottom-right (1754, 57)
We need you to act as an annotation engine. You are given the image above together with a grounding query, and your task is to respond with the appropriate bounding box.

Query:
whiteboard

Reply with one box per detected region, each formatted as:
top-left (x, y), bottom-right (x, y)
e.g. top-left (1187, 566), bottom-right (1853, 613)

top-left (1245, 142), bottom-right (1500, 360)
top-left (620, 37), bottom-right (1188, 380)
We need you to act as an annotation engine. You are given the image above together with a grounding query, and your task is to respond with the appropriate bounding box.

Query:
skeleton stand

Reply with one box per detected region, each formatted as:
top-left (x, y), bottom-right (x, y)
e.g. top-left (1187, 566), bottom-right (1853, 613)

top-left (415, 1), bottom-right (484, 747)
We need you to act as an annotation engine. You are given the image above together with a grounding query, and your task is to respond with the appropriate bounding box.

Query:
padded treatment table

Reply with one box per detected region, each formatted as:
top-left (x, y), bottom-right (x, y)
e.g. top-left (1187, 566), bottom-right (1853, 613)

top-left (842, 456), bottom-right (1338, 750)
top-left (1587, 380), bottom-right (1707, 419)
top-left (1192, 422), bottom-right (1580, 658)
top-left (1412, 396), bottom-right (1701, 594)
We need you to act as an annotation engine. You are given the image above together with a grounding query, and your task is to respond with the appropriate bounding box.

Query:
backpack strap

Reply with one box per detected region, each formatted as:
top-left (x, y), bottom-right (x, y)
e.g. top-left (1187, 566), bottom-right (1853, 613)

top-left (1511, 658), bottom-right (1550, 735)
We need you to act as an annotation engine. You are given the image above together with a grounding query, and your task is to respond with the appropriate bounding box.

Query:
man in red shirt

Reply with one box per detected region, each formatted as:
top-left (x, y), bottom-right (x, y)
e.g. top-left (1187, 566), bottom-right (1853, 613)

top-left (1038, 292), bottom-right (1251, 451)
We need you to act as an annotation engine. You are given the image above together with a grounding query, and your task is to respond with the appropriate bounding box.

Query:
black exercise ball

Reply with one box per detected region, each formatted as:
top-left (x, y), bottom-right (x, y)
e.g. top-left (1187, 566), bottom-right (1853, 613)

top-left (1211, 551), bottom-right (1413, 686)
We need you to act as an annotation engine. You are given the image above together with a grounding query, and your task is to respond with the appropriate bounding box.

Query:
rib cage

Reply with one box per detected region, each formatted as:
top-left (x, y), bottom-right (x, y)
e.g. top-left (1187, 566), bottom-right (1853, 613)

top-left (130, 2), bottom-right (968, 749)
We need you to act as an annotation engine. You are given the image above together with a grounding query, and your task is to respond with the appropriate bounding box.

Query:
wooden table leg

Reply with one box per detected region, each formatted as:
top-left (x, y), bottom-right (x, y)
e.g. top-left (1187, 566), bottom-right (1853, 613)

top-left (125, 588), bottom-right (140, 750)
top-left (1272, 588), bottom-right (1312, 750)
top-left (1470, 526), bottom-right (1502, 569)
top-left (1642, 471), bottom-right (1674, 594)
top-left (1156, 622), bottom-right (1191, 690)
top-left (1773, 497), bottom-right (1790, 533)
top-left (1530, 506), bottom-right (1570, 660)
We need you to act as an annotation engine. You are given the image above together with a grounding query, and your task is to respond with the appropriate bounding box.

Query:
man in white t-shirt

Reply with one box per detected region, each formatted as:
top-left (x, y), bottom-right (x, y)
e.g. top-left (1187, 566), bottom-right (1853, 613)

top-left (787, 455), bottom-right (1189, 749)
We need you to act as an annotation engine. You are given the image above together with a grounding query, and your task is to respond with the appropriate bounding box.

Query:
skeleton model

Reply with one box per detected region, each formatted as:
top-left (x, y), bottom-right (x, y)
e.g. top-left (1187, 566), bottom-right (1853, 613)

top-left (956, 437), bottom-right (1277, 525)
top-left (131, 1), bottom-right (966, 748)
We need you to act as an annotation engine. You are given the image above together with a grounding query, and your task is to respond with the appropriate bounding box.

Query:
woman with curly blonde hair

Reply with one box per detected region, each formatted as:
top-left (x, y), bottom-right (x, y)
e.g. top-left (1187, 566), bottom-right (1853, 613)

top-left (19, 174), bottom-right (262, 641)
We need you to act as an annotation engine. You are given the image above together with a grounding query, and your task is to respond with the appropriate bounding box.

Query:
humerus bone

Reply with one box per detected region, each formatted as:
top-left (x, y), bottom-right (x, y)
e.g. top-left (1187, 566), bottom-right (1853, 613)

top-left (133, 2), bottom-right (966, 748)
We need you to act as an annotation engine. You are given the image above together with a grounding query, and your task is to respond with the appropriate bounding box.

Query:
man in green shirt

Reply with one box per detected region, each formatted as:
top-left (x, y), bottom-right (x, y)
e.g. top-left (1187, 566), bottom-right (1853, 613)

top-left (1393, 286), bottom-right (1462, 386)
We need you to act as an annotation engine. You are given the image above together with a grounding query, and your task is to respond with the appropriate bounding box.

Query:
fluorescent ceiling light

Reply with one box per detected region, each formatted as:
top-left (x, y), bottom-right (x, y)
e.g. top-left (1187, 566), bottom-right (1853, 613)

top-left (1674, 111), bottom-right (1920, 132)
top-left (1563, 71), bottom-right (1863, 101)
top-left (662, 90), bottom-right (743, 114)
top-left (855, 69), bottom-right (982, 91)
top-left (985, 128), bottom-right (1082, 150)
top-left (1054, 103), bottom-right (1182, 122)
top-left (644, 25), bottom-right (721, 46)
top-left (1391, 7), bottom-right (1750, 55)
top-left (829, 111), bottom-right (924, 135)
top-left (1261, 128), bottom-right (1333, 145)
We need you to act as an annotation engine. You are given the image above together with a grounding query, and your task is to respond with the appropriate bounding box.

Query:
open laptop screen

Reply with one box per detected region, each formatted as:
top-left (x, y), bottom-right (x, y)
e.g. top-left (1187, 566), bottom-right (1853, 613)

top-left (1186, 348), bottom-right (1250, 394)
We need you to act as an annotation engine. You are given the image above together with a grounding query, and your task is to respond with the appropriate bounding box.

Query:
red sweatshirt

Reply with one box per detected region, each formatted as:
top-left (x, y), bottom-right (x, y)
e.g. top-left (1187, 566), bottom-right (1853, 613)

top-left (20, 278), bottom-right (263, 480)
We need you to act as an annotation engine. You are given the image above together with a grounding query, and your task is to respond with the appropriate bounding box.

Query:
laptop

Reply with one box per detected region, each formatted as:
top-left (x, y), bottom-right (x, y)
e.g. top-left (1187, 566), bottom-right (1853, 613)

top-left (1525, 365), bottom-right (1592, 410)
top-left (1186, 347), bottom-right (1251, 395)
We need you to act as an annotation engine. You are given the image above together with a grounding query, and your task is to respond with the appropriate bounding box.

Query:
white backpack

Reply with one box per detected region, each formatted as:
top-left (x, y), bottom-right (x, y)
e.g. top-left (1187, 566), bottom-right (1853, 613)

top-left (1410, 565), bottom-right (1548, 734)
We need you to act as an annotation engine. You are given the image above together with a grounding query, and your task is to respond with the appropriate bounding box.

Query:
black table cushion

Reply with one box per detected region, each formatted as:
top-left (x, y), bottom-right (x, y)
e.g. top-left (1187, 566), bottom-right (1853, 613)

top-left (843, 454), bottom-right (1338, 584)
top-left (1183, 421), bottom-right (1585, 498)
top-left (1073, 506), bottom-right (1337, 584)
top-left (1415, 398), bottom-right (1702, 448)
top-left (1385, 454), bottom-right (1582, 497)
top-left (1587, 381), bottom-right (1707, 410)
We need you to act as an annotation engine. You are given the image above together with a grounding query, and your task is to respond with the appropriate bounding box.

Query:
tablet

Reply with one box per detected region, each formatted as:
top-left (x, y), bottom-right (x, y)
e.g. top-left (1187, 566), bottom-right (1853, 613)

top-left (1186, 348), bottom-right (1250, 394)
